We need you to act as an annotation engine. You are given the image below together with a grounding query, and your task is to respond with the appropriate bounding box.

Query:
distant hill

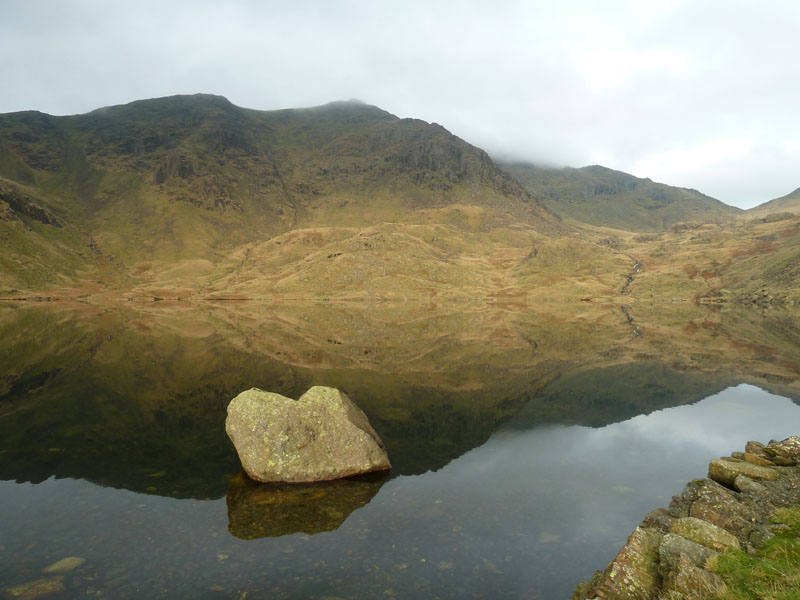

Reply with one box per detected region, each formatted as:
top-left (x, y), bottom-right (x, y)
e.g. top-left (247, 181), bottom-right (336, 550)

top-left (501, 162), bottom-right (741, 232)
top-left (0, 94), bottom-right (562, 293)
top-left (747, 187), bottom-right (800, 217)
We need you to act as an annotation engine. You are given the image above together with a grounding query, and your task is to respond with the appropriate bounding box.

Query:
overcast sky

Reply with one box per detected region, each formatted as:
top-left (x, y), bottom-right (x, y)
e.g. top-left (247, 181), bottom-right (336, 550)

top-left (2, 1), bottom-right (798, 208)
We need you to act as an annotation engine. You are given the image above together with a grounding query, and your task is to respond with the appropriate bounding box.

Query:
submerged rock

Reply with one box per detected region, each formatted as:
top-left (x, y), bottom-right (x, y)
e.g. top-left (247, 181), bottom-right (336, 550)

top-left (226, 386), bottom-right (391, 483)
top-left (42, 556), bottom-right (85, 573)
top-left (2, 577), bottom-right (65, 600)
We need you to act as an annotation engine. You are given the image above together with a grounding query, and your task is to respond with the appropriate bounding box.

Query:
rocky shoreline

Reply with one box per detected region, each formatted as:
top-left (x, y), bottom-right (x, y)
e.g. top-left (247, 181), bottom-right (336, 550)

top-left (572, 436), bottom-right (800, 600)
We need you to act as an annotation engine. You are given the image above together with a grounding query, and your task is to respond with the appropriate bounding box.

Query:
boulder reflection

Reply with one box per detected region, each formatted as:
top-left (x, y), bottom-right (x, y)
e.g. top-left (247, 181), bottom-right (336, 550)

top-left (226, 470), bottom-right (388, 539)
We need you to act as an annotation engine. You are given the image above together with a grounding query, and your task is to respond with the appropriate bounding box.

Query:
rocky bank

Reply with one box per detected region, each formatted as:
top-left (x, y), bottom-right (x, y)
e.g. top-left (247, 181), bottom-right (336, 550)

top-left (572, 436), bottom-right (800, 600)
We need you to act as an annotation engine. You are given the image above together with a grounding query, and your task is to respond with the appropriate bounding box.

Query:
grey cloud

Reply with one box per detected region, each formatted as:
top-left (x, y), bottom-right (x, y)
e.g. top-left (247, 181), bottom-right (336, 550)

top-left (1, 0), bottom-right (799, 207)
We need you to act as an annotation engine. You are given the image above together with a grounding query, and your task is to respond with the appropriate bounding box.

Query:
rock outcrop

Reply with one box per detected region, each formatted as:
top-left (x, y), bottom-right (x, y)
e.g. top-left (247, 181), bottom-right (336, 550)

top-left (572, 436), bottom-right (800, 600)
top-left (225, 386), bottom-right (391, 483)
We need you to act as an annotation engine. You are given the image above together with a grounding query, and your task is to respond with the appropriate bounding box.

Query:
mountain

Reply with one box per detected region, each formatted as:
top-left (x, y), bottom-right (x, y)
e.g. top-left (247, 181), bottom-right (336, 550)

top-left (747, 187), bottom-right (800, 217)
top-left (2, 94), bottom-right (798, 305)
top-left (501, 162), bottom-right (742, 232)
top-left (0, 94), bottom-right (569, 296)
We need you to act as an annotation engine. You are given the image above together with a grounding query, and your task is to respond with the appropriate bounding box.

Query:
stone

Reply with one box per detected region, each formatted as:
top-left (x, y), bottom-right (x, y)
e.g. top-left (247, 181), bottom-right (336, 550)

top-left (640, 508), bottom-right (674, 534)
top-left (661, 553), bottom-right (726, 598)
top-left (590, 527), bottom-right (663, 600)
top-left (708, 458), bottom-right (779, 487)
top-left (570, 580), bottom-right (593, 600)
top-left (671, 517), bottom-right (740, 551)
top-left (743, 452), bottom-right (775, 467)
top-left (764, 436), bottom-right (800, 462)
top-left (744, 440), bottom-right (765, 454)
top-left (226, 386), bottom-right (391, 483)
top-left (734, 475), bottom-right (766, 494)
top-left (225, 470), bottom-right (387, 539)
top-left (668, 478), bottom-right (735, 518)
top-left (2, 577), bottom-right (65, 600)
top-left (688, 484), bottom-right (756, 543)
top-left (42, 556), bottom-right (85, 573)
top-left (658, 533), bottom-right (717, 573)
top-left (771, 456), bottom-right (796, 467)
top-left (748, 526), bottom-right (775, 548)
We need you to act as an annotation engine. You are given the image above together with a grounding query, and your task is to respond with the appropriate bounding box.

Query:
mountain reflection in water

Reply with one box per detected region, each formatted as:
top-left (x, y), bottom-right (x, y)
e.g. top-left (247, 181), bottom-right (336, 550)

top-left (1, 301), bottom-right (799, 598)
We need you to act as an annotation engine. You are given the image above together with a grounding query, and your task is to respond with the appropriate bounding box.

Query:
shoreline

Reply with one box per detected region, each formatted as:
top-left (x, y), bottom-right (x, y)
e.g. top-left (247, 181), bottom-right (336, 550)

top-left (572, 436), bottom-right (800, 599)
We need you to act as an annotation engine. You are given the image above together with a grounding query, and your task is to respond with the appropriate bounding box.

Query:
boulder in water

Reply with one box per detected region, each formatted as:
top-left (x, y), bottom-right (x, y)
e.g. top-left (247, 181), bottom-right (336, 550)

top-left (226, 386), bottom-right (391, 483)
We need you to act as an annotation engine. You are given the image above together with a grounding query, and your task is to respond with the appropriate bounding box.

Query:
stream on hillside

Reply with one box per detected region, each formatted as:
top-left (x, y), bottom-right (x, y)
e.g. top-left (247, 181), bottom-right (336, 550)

top-left (1, 301), bottom-right (799, 599)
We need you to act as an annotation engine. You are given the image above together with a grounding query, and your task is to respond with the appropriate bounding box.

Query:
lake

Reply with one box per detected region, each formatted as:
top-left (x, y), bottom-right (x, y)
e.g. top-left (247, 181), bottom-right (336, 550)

top-left (1, 301), bottom-right (799, 599)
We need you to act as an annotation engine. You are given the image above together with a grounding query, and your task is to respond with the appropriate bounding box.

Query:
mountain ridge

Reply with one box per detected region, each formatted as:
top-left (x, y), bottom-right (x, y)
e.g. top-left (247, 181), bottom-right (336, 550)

top-left (748, 186), bottom-right (800, 216)
top-left (1, 94), bottom-right (798, 305)
top-left (0, 94), bottom-right (566, 295)
top-left (501, 161), bottom-right (742, 232)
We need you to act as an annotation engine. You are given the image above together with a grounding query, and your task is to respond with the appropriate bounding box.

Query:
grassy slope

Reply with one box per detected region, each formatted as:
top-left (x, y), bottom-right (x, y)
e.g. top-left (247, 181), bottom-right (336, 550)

top-left (747, 186), bottom-right (800, 217)
top-left (1, 94), bottom-right (798, 304)
top-left (503, 162), bottom-right (741, 232)
top-left (625, 213), bottom-right (800, 303)
top-left (712, 506), bottom-right (800, 600)
top-left (0, 95), bottom-right (573, 297)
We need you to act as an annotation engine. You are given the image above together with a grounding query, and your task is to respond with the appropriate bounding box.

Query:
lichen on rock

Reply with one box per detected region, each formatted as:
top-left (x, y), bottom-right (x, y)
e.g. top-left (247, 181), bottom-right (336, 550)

top-left (225, 386), bottom-right (391, 483)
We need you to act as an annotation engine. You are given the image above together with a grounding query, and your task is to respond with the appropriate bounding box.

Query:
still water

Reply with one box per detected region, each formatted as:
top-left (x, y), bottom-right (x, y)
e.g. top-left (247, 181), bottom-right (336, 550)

top-left (1, 302), bottom-right (799, 598)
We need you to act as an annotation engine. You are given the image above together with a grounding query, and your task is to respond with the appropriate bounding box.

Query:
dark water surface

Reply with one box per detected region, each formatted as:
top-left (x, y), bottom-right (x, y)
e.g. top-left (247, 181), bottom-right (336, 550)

top-left (1, 302), bottom-right (799, 598)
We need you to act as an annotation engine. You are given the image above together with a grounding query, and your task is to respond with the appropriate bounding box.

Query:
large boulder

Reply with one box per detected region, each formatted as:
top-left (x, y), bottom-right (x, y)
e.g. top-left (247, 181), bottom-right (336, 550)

top-left (226, 386), bottom-right (391, 482)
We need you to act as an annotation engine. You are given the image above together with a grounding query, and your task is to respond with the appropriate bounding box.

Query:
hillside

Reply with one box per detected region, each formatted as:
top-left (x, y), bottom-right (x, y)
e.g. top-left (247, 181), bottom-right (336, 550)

top-left (0, 95), bottom-right (587, 297)
top-left (502, 162), bottom-right (741, 232)
top-left (748, 186), bottom-right (800, 217)
top-left (2, 94), bottom-right (799, 305)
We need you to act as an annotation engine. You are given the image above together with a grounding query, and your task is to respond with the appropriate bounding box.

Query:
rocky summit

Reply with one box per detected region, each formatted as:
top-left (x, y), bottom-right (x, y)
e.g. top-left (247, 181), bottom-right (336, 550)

top-left (225, 386), bottom-right (391, 483)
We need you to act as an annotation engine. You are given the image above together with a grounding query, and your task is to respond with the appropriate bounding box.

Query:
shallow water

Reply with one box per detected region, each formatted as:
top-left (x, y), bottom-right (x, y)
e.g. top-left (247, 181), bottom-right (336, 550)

top-left (1, 303), bottom-right (799, 598)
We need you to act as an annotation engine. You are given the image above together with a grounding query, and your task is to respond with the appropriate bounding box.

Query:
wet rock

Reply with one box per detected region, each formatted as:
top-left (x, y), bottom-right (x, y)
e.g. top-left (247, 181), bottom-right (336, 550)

top-left (708, 458), bottom-right (778, 487)
top-left (671, 517), bottom-right (740, 551)
top-left (2, 577), bottom-right (65, 600)
top-left (226, 470), bottom-right (387, 539)
top-left (764, 436), bottom-right (800, 463)
top-left (734, 475), bottom-right (766, 494)
top-left (661, 553), bottom-right (726, 598)
top-left (42, 556), bottom-right (85, 573)
top-left (590, 527), bottom-right (662, 600)
top-left (226, 386), bottom-right (391, 482)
